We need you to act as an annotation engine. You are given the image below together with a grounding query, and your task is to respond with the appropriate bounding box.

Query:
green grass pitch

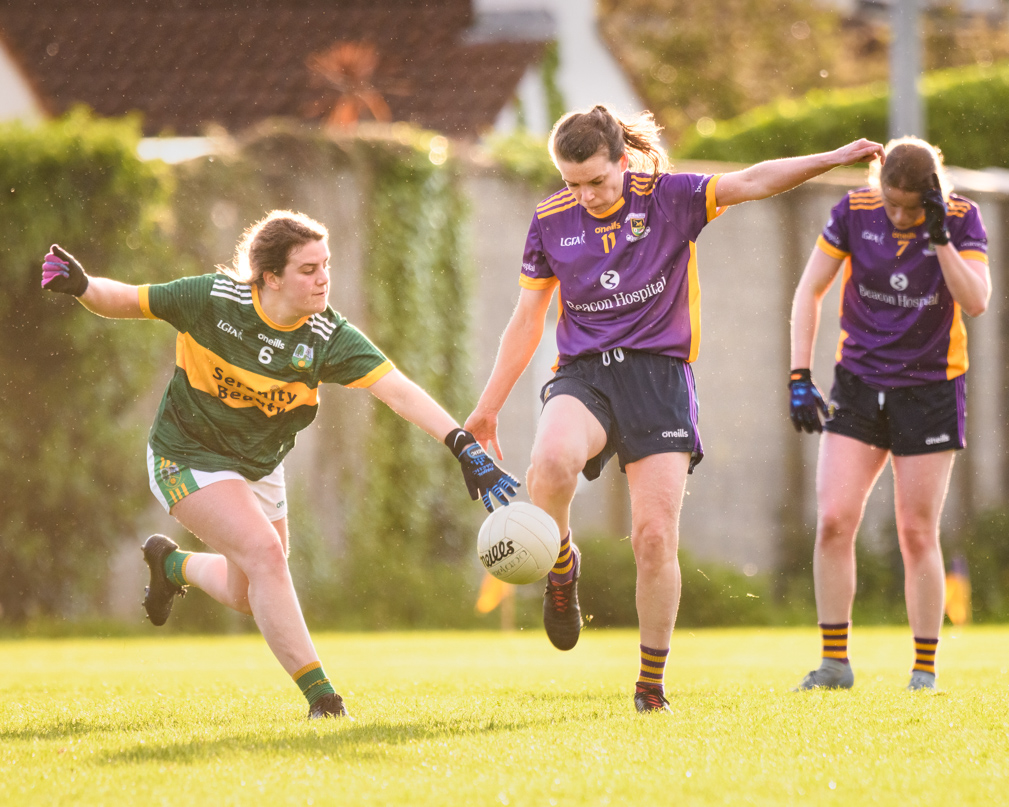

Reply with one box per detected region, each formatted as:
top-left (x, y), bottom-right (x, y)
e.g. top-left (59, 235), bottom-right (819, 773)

top-left (1, 626), bottom-right (1007, 805)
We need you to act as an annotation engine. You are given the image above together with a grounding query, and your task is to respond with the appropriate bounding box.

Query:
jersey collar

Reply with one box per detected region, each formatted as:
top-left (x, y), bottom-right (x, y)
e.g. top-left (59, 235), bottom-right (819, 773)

top-left (252, 285), bottom-right (312, 331)
top-left (585, 195), bottom-right (625, 220)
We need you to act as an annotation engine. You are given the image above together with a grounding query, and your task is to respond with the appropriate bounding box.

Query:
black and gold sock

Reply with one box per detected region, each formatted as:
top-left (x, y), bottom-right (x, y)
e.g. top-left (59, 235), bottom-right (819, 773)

top-left (912, 637), bottom-right (939, 676)
top-left (820, 622), bottom-right (850, 665)
top-left (636, 644), bottom-right (669, 693)
top-left (548, 531), bottom-right (578, 584)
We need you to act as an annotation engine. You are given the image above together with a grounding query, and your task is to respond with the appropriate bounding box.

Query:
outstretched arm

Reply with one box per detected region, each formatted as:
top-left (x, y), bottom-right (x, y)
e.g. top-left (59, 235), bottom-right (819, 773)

top-left (368, 369), bottom-right (520, 510)
top-left (715, 139), bottom-right (886, 207)
top-left (464, 285), bottom-right (555, 459)
top-left (368, 369), bottom-right (459, 441)
top-left (42, 245), bottom-right (145, 319)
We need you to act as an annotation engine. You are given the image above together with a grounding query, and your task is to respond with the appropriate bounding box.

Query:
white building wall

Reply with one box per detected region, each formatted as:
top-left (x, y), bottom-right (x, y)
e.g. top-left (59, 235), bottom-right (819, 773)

top-left (476, 0), bottom-right (647, 133)
top-left (0, 40), bottom-right (44, 124)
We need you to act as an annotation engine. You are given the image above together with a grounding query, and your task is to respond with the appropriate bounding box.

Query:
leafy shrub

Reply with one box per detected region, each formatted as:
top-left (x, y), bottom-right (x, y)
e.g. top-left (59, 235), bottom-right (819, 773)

top-left (0, 109), bottom-right (178, 621)
top-left (678, 62), bottom-right (1009, 170)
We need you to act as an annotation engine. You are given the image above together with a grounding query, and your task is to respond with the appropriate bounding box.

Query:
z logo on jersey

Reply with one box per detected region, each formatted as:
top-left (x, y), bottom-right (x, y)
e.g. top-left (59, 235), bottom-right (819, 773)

top-left (890, 273), bottom-right (909, 291)
top-left (601, 270), bottom-right (620, 290)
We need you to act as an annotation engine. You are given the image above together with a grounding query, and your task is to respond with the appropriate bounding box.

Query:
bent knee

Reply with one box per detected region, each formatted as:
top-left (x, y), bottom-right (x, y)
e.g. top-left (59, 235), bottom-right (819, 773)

top-left (232, 535), bottom-right (291, 580)
top-left (528, 449), bottom-right (584, 493)
top-left (897, 524), bottom-right (941, 558)
top-left (816, 507), bottom-right (861, 546)
top-left (631, 524), bottom-right (679, 568)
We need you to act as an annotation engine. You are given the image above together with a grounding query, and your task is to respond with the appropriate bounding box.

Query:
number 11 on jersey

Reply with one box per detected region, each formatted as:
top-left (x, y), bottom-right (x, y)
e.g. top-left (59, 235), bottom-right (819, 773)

top-left (601, 232), bottom-right (616, 253)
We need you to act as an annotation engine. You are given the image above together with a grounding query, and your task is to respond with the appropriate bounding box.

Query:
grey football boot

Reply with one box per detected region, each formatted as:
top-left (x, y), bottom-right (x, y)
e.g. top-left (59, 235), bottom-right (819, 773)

top-left (906, 670), bottom-right (937, 692)
top-left (793, 658), bottom-right (855, 691)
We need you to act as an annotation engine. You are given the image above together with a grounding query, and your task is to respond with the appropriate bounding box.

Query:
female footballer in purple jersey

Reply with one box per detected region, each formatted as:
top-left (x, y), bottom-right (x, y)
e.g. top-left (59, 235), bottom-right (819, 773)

top-left (463, 103), bottom-right (884, 713)
top-left (41, 211), bottom-right (518, 719)
top-left (788, 137), bottom-right (991, 693)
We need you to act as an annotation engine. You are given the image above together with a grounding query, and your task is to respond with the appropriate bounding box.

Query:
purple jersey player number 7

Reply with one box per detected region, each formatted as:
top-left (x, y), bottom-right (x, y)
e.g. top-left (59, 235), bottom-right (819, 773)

top-left (465, 103), bottom-right (885, 714)
top-left (789, 136), bottom-right (991, 693)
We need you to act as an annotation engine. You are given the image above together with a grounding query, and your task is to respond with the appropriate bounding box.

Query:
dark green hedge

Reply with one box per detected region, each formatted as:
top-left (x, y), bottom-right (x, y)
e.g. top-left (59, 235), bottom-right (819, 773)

top-left (678, 61), bottom-right (1009, 169)
top-left (0, 109), bottom-right (178, 620)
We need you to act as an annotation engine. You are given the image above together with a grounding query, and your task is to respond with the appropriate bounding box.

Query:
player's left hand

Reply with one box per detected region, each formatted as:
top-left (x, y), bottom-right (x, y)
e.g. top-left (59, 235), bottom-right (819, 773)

top-left (788, 369), bottom-right (828, 434)
top-left (833, 139), bottom-right (886, 167)
top-left (923, 173), bottom-right (950, 247)
top-left (445, 428), bottom-right (520, 511)
top-left (42, 244), bottom-right (90, 297)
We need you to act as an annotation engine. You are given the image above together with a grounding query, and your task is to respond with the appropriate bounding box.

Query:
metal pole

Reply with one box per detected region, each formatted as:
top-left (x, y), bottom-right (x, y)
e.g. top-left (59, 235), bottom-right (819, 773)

top-left (889, 0), bottom-right (925, 140)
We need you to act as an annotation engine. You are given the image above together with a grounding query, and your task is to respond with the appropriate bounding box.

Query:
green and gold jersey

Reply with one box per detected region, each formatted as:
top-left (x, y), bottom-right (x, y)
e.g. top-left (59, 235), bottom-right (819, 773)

top-left (139, 273), bottom-right (392, 480)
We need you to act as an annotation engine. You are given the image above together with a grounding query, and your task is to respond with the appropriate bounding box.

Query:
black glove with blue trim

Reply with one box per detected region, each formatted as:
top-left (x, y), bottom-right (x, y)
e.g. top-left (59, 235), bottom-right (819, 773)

top-left (922, 172), bottom-right (950, 247)
top-left (789, 369), bottom-right (827, 434)
top-left (445, 428), bottom-right (520, 512)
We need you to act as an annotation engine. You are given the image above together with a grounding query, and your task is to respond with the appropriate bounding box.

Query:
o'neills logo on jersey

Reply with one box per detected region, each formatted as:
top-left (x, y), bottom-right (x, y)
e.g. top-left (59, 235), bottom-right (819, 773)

top-left (566, 276), bottom-right (667, 313)
top-left (259, 333), bottom-right (285, 349)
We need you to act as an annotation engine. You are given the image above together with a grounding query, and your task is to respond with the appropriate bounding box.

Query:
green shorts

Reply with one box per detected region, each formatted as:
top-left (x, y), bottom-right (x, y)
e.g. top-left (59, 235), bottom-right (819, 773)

top-left (146, 445), bottom-right (288, 522)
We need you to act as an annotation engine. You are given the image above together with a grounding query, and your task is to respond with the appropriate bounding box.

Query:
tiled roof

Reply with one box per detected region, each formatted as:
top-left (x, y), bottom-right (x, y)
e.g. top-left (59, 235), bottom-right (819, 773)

top-left (0, 0), bottom-right (549, 138)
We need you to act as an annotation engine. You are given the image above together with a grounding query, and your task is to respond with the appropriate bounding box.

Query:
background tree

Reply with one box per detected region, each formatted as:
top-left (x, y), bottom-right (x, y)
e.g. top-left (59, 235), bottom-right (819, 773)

top-left (0, 110), bottom-right (178, 622)
top-left (599, 0), bottom-right (1009, 148)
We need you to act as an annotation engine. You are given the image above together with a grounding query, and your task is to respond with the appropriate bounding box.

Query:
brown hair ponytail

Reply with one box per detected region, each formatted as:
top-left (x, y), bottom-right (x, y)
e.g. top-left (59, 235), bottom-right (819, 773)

top-left (219, 210), bottom-right (329, 287)
top-left (549, 104), bottom-right (670, 190)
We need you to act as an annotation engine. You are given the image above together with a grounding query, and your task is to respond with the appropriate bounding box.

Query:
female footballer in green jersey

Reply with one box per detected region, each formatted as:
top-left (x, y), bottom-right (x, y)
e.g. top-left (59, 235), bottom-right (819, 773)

top-left (42, 210), bottom-right (518, 719)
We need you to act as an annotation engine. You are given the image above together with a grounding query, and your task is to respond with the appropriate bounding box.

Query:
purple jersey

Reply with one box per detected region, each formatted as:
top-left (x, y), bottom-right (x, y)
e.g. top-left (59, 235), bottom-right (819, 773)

top-left (520, 171), bottom-right (724, 365)
top-left (819, 187), bottom-right (988, 388)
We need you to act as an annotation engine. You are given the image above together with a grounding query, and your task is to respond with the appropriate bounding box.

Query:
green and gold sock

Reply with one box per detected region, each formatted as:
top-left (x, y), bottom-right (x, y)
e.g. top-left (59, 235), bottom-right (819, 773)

top-left (294, 661), bottom-right (337, 706)
top-left (163, 549), bottom-right (193, 588)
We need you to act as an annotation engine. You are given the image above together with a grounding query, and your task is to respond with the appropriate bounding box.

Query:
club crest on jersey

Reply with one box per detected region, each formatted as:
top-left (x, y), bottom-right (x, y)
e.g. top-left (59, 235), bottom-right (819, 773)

top-left (159, 462), bottom-right (182, 487)
top-left (625, 213), bottom-right (650, 242)
top-left (291, 343), bottom-right (314, 371)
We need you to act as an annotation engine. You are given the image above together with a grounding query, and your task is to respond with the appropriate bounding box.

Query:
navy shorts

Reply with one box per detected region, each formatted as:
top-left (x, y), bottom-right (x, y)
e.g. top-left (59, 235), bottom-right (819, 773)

top-left (539, 349), bottom-right (703, 480)
top-left (824, 364), bottom-right (966, 455)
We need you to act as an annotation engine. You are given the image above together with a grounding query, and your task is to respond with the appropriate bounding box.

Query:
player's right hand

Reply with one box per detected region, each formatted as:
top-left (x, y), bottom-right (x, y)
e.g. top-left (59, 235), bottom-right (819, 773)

top-left (445, 428), bottom-right (521, 512)
top-left (922, 173), bottom-right (950, 246)
top-left (42, 244), bottom-right (90, 297)
top-left (788, 369), bottom-right (827, 434)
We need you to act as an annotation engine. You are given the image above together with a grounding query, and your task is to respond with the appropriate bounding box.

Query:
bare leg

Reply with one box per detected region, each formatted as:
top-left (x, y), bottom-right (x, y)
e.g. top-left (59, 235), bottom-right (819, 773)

top-left (170, 480), bottom-right (318, 675)
top-left (526, 394), bottom-right (608, 540)
top-left (625, 452), bottom-right (690, 648)
top-left (813, 433), bottom-right (889, 623)
top-left (891, 451), bottom-right (955, 638)
top-left (181, 518), bottom-right (289, 615)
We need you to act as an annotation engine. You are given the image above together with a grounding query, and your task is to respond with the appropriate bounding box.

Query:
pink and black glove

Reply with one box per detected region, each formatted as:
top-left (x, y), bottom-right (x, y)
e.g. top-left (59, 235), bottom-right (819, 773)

top-left (42, 244), bottom-right (89, 297)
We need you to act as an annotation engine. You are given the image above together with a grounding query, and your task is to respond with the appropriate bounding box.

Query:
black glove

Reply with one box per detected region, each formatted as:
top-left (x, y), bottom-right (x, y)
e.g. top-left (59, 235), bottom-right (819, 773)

top-left (922, 173), bottom-right (949, 247)
top-left (42, 244), bottom-right (90, 297)
top-left (789, 369), bottom-right (827, 434)
top-left (445, 428), bottom-right (520, 512)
